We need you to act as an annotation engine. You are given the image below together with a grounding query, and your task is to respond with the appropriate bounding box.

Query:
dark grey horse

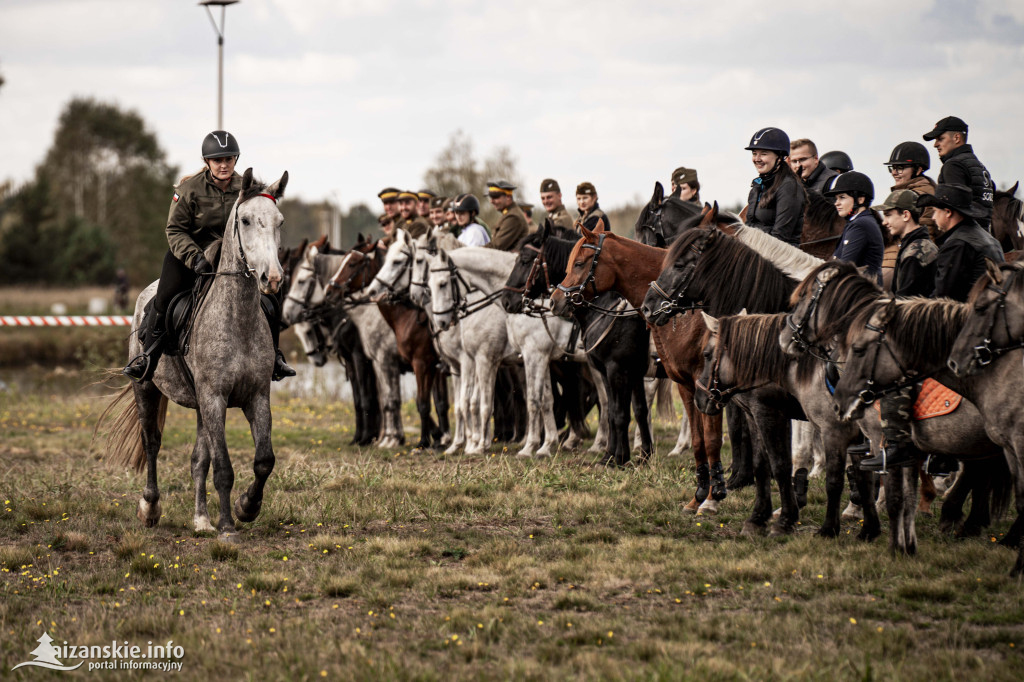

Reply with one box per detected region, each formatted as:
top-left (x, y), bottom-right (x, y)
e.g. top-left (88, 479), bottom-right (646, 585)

top-left (105, 168), bottom-right (288, 537)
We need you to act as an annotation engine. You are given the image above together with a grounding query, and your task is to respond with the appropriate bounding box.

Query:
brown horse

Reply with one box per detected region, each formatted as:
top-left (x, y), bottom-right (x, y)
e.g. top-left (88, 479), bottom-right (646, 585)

top-left (550, 226), bottom-right (726, 513)
top-left (992, 182), bottom-right (1023, 253)
top-left (325, 243), bottom-right (449, 450)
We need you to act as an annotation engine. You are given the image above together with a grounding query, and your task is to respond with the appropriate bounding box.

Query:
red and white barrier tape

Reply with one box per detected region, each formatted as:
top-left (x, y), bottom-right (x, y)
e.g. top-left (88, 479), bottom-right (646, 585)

top-left (0, 315), bottom-right (133, 327)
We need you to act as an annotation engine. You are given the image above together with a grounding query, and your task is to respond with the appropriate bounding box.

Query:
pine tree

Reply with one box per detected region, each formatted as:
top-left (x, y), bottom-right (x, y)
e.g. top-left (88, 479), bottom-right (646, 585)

top-left (28, 631), bottom-right (61, 666)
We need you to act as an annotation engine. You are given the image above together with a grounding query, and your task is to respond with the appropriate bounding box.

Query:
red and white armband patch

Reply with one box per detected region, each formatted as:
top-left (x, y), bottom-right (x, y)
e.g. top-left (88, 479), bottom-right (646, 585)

top-left (173, 192), bottom-right (180, 202)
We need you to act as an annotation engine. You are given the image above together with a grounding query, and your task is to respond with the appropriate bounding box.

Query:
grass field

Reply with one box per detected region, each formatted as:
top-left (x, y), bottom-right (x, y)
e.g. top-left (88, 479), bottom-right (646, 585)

top-left (1, 367), bottom-right (1023, 680)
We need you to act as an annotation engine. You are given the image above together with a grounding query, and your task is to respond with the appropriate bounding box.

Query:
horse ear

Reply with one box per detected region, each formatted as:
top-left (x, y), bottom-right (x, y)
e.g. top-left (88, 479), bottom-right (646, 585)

top-left (876, 298), bottom-right (897, 325)
top-left (738, 308), bottom-right (748, 316)
top-left (653, 181), bottom-right (664, 204)
top-left (242, 168), bottom-right (254, 192)
top-left (986, 258), bottom-right (1004, 285)
top-left (712, 201), bottom-right (720, 219)
top-left (541, 218), bottom-right (552, 239)
top-left (700, 311), bottom-right (719, 333)
top-left (266, 171), bottom-right (289, 200)
top-left (310, 245), bottom-right (320, 257)
top-left (1011, 181), bottom-right (1020, 197)
top-left (581, 225), bottom-right (595, 240)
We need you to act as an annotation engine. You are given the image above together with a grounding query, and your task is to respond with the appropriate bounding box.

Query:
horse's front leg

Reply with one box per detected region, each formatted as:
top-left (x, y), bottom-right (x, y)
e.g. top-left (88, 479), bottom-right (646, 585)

top-left (198, 395), bottom-right (235, 535)
top-left (190, 407), bottom-right (215, 532)
top-left (412, 359), bottom-right (438, 450)
top-left (235, 394), bottom-right (276, 526)
top-left (516, 352), bottom-right (547, 458)
top-left (134, 384), bottom-right (166, 528)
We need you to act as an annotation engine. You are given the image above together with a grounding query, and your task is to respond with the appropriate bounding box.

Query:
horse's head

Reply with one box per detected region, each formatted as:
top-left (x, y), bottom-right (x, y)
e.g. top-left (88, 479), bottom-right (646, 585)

top-left (410, 234), bottom-right (436, 308)
top-left (694, 312), bottom-right (726, 416)
top-left (364, 228), bottom-right (414, 302)
top-left (233, 168), bottom-right (288, 295)
top-left (780, 261), bottom-right (867, 357)
top-left (948, 260), bottom-right (1024, 376)
top-left (325, 249), bottom-right (372, 301)
top-left (991, 181), bottom-right (1023, 251)
top-left (550, 227), bottom-right (613, 317)
top-left (428, 248), bottom-right (459, 332)
top-left (831, 299), bottom-right (900, 422)
top-left (640, 228), bottom-right (718, 325)
top-left (501, 225), bottom-right (550, 314)
top-left (634, 181), bottom-right (666, 247)
top-left (282, 242), bottom-right (326, 326)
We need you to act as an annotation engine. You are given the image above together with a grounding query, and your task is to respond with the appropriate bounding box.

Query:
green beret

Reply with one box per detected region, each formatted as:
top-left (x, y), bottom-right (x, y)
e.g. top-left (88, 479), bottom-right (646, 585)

top-left (540, 178), bottom-right (561, 193)
top-left (671, 166), bottom-right (698, 186)
top-left (576, 182), bottom-right (596, 197)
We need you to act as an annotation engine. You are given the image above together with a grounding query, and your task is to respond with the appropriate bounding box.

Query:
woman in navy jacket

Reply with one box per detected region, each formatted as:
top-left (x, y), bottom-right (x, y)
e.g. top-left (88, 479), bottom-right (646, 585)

top-left (824, 171), bottom-right (884, 283)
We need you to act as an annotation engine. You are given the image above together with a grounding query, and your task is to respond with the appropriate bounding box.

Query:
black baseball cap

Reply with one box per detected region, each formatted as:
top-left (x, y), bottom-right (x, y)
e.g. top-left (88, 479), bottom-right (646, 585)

top-left (923, 116), bottom-right (968, 141)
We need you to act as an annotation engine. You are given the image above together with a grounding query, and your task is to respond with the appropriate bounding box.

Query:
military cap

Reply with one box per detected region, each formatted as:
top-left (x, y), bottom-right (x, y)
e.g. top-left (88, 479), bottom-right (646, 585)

top-left (923, 116), bottom-right (968, 141)
top-left (916, 183), bottom-right (986, 219)
top-left (397, 190), bottom-right (419, 201)
top-left (417, 189), bottom-right (438, 200)
top-left (576, 182), bottom-right (597, 197)
top-left (430, 196), bottom-right (447, 210)
top-left (377, 187), bottom-right (401, 202)
top-left (540, 178), bottom-right (561, 193)
top-left (486, 180), bottom-right (516, 196)
top-left (871, 189), bottom-right (920, 213)
top-left (671, 166), bottom-right (698, 186)
top-left (518, 202), bottom-right (534, 216)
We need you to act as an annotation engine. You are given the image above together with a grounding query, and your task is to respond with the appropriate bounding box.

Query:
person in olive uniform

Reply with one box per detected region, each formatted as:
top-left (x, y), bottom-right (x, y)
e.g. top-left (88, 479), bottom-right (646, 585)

top-left (670, 166), bottom-right (701, 203)
top-left (519, 203), bottom-right (536, 232)
top-left (378, 187), bottom-right (401, 221)
top-left (574, 182), bottom-right (609, 232)
top-left (538, 178), bottom-right (574, 231)
top-left (123, 131), bottom-right (294, 382)
top-left (484, 181), bottom-right (528, 250)
top-left (417, 189), bottom-right (437, 220)
top-left (428, 196), bottom-right (447, 228)
top-left (396, 190), bottom-right (431, 239)
top-left (923, 116), bottom-right (994, 227)
top-left (744, 127), bottom-right (806, 246)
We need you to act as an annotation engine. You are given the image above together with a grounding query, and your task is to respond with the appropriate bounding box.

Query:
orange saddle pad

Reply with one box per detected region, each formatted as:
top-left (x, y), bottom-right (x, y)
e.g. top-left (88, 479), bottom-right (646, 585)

top-left (912, 378), bottom-right (962, 420)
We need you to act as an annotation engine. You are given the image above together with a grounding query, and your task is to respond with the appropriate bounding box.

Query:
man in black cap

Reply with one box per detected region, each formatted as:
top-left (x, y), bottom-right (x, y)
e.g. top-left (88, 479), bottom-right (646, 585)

top-left (923, 116), bottom-right (994, 226)
top-left (484, 181), bottom-right (528, 251)
top-left (539, 178), bottom-right (574, 231)
top-left (919, 183), bottom-right (1003, 302)
top-left (396, 190), bottom-right (430, 239)
top-left (575, 182), bottom-right (609, 232)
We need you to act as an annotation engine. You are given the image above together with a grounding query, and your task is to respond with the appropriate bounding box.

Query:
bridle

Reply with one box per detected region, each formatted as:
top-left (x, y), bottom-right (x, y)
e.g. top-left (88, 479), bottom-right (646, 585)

top-left (964, 271), bottom-right (1024, 367)
top-left (694, 338), bottom-right (769, 412)
top-left (785, 274), bottom-right (833, 361)
top-left (327, 250), bottom-right (375, 298)
top-left (503, 242), bottom-right (555, 315)
top-left (555, 233), bottom-right (640, 318)
top-left (208, 192), bottom-right (280, 279)
top-left (844, 306), bottom-right (922, 408)
top-left (429, 256), bottom-right (503, 319)
top-left (645, 231), bottom-right (713, 318)
top-left (370, 242), bottom-right (414, 299)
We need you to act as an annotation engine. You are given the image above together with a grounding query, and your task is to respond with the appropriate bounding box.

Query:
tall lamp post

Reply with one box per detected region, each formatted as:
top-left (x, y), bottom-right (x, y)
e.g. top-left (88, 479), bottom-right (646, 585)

top-left (199, 0), bottom-right (239, 129)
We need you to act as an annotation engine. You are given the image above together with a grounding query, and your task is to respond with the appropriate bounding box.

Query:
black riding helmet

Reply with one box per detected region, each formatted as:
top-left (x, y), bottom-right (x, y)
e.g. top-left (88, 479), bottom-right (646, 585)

top-left (202, 130), bottom-right (240, 159)
top-left (820, 150), bottom-right (853, 173)
top-left (823, 171), bottom-right (874, 205)
top-left (744, 127), bottom-right (791, 155)
top-left (884, 141), bottom-right (930, 171)
top-left (453, 193), bottom-right (480, 215)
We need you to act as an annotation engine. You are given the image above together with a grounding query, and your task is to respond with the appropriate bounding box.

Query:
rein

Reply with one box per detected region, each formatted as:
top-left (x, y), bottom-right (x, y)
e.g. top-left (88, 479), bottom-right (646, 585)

top-left (846, 315), bottom-right (928, 408)
top-left (695, 343), bottom-right (770, 412)
top-left (967, 275), bottom-right (1024, 367)
top-left (430, 258), bottom-right (503, 320)
top-left (645, 232), bottom-right (713, 317)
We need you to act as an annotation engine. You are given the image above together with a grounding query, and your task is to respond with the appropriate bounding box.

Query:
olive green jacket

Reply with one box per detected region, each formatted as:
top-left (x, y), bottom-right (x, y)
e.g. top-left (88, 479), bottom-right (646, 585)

top-left (399, 215), bottom-right (431, 240)
top-left (547, 205), bottom-right (575, 232)
top-left (486, 204), bottom-right (529, 251)
top-left (166, 169), bottom-right (242, 269)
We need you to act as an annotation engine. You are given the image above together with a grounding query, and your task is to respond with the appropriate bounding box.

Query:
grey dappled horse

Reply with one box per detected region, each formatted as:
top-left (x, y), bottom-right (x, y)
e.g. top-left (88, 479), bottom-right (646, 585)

top-left (106, 169), bottom-right (287, 536)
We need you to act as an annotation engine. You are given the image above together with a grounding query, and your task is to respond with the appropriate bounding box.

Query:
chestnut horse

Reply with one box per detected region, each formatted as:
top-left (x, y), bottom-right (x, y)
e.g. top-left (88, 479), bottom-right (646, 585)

top-left (551, 226), bottom-right (725, 513)
top-left (325, 244), bottom-right (450, 450)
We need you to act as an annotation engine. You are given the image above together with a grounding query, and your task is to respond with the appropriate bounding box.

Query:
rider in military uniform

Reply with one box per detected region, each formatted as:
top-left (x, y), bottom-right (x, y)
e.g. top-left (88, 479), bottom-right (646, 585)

top-left (924, 116), bottom-right (994, 228)
top-left (484, 181), bottom-right (528, 250)
top-left (123, 131), bottom-right (294, 383)
top-left (417, 189), bottom-right (437, 220)
top-left (428, 195), bottom-right (447, 228)
top-left (538, 178), bottom-right (574, 231)
top-left (396, 190), bottom-right (431, 239)
top-left (574, 182), bottom-right (609, 232)
top-left (378, 187), bottom-right (401, 221)
top-left (670, 166), bottom-right (701, 204)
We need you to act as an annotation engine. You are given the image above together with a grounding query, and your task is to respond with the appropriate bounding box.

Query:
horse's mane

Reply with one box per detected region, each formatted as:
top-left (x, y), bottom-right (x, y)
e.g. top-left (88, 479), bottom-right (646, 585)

top-left (428, 227), bottom-right (463, 251)
top-left (790, 261), bottom-right (882, 342)
top-left (718, 313), bottom-right (819, 387)
top-left (664, 228), bottom-right (798, 315)
top-left (732, 223), bottom-right (824, 281)
top-left (239, 176), bottom-right (270, 204)
top-left (846, 298), bottom-right (969, 364)
top-left (804, 188), bottom-right (843, 234)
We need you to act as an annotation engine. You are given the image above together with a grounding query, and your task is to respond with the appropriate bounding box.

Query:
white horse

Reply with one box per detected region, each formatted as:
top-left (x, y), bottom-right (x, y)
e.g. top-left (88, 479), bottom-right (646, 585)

top-left (428, 246), bottom-right (606, 457)
top-left (281, 244), bottom-right (407, 448)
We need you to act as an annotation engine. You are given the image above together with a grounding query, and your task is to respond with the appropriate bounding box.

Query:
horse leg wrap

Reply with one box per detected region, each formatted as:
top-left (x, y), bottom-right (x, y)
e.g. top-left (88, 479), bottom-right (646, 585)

top-left (710, 461), bottom-right (727, 501)
top-left (695, 463), bottom-right (711, 503)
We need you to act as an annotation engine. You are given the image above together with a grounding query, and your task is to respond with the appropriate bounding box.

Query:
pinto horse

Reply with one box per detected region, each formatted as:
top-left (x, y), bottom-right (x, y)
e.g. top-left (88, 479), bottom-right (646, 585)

top-left (325, 244), bottom-right (449, 449)
top-left (551, 227), bottom-right (726, 512)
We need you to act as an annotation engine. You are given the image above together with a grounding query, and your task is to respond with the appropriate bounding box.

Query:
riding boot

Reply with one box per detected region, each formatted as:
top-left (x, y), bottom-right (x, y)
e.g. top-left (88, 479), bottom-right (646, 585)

top-left (859, 442), bottom-right (919, 473)
top-left (261, 293), bottom-right (296, 381)
top-left (124, 310), bottom-right (168, 383)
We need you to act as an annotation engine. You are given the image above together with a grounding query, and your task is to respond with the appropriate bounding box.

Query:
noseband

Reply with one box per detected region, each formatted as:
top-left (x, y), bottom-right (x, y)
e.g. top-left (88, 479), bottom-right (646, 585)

top-left (645, 232), bottom-right (712, 317)
top-left (967, 273), bottom-right (1024, 367)
top-left (846, 311), bottom-right (920, 408)
top-left (556, 233), bottom-right (608, 306)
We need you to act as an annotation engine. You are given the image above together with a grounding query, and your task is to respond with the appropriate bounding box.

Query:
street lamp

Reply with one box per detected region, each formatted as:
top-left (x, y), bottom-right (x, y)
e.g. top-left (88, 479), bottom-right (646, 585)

top-left (199, 0), bottom-right (239, 129)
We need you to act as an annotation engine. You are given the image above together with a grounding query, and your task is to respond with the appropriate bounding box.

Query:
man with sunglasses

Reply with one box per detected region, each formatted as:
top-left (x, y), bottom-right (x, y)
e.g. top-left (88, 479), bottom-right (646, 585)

top-left (884, 141), bottom-right (937, 235)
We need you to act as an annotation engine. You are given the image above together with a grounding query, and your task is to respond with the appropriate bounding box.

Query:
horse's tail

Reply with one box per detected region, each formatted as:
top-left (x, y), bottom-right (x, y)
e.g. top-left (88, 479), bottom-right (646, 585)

top-left (94, 384), bottom-right (167, 473)
top-left (655, 377), bottom-right (676, 421)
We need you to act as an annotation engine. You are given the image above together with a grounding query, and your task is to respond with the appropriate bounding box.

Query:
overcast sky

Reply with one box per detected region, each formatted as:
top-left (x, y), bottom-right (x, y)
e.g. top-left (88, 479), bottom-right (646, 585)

top-left (2, 0), bottom-right (1023, 212)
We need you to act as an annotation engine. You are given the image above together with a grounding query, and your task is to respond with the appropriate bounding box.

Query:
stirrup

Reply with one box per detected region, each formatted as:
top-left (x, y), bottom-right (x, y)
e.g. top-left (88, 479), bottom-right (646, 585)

top-left (123, 354), bottom-right (154, 383)
top-left (272, 349), bottom-right (295, 381)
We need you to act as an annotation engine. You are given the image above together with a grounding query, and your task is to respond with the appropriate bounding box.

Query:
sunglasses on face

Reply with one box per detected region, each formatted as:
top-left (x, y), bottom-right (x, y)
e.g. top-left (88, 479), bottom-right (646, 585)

top-left (889, 165), bottom-right (911, 173)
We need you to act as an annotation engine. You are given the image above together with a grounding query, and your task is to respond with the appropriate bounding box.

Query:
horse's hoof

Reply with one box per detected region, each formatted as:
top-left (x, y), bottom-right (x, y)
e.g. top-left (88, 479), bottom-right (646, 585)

top-left (233, 496), bottom-right (261, 524)
top-left (841, 502), bottom-right (864, 521)
top-left (769, 523), bottom-right (794, 537)
top-left (957, 524), bottom-right (984, 539)
top-left (193, 515), bottom-right (216, 533)
top-left (444, 444), bottom-right (462, 456)
top-left (682, 497), bottom-right (700, 514)
top-left (137, 498), bottom-right (161, 528)
top-left (817, 525), bottom-right (840, 539)
top-left (741, 521), bottom-right (766, 537)
top-left (697, 499), bottom-right (718, 516)
top-left (857, 527), bottom-right (881, 542)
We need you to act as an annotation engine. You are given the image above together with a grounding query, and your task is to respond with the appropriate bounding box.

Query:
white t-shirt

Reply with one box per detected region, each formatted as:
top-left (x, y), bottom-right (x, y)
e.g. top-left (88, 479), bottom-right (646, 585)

top-left (458, 223), bottom-right (490, 247)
